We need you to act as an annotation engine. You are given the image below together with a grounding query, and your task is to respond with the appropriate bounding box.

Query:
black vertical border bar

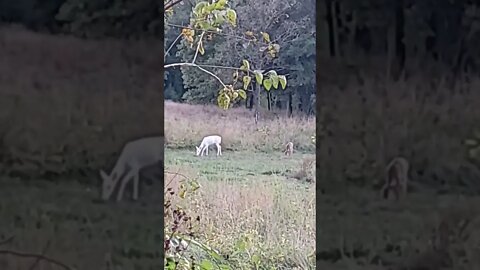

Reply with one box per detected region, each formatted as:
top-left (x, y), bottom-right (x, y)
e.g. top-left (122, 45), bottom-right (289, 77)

top-left (159, 0), bottom-right (166, 266)
top-left (315, 0), bottom-right (321, 268)
top-left (315, 0), bottom-right (326, 269)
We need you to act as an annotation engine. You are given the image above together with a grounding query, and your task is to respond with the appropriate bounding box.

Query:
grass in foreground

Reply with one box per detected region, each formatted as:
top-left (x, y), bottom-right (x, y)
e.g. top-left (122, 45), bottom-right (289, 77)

top-left (316, 187), bottom-right (480, 269)
top-left (0, 177), bottom-right (161, 270)
top-left (165, 149), bottom-right (316, 269)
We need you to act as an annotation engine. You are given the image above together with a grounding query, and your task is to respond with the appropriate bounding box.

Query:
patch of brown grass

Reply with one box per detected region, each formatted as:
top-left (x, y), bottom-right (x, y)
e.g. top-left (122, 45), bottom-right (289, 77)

top-left (165, 168), bottom-right (315, 268)
top-left (292, 157), bottom-right (316, 182)
top-left (0, 25), bottom-right (163, 178)
top-left (164, 100), bottom-right (316, 152)
top-left (319, 75), bottom-right (480, 189)
top-left (164, 100), bottom-right (315, 268)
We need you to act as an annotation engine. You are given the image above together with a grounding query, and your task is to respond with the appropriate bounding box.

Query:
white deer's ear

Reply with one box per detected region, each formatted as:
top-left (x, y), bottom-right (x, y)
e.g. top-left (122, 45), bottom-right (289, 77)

top-left (195, 146), bottom-right (199, 150)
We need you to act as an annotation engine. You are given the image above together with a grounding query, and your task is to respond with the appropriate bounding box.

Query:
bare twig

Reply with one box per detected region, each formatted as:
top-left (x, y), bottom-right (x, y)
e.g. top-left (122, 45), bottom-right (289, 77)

top-left (167, 62), bottom-right (289, 77)
top-left (165, 0), bottom-right (184, 11)
top-left (165, 170), bottom-right (193, 190)
top-left (166, 62), bottom-right (252, 73)
top-left (165, 169), bottom-right (181, 189)
top-left (166, 23), bottom-right (256, 43)
top-left (192, 31), bottom-right (206, 64)
top-left (0, 236), bottom-right (14, 246)
top-left (165, 61), bottom-right (288, 96)
top-left (0, 249), bottom-right (72, 270)
top-left (164, 62), bottom-right (228, 88)
top-left (28, 240), bottom-right (51, 270)
top-left (165, 171), bottom-right (191, 181)
top-left (165, 32), bottom-right (183, 61)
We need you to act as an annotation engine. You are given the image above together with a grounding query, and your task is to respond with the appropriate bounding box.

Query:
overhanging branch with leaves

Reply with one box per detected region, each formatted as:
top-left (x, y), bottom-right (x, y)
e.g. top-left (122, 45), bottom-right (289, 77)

top-left (164, 0), bottom-right (288, 109)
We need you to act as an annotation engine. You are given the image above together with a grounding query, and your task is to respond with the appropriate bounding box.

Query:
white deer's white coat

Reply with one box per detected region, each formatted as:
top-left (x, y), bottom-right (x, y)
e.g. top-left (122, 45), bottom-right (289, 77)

top-left (100, 136), bottom-right (164, 201)
top-left (195, 135), bottom-right (222, 156)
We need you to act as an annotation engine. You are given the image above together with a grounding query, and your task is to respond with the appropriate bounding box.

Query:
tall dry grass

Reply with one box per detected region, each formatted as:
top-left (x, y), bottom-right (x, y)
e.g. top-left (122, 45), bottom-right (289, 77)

top-left (0, 25), bottom-right (163, 178)
top-left (164, 101), bottom-right (316, 152)
top-left (318, 74), bottom-right (480, 192)
top-left (166, 163), bottom-right (316, 269)
top-left (164, 101), bottom-right (316, 268)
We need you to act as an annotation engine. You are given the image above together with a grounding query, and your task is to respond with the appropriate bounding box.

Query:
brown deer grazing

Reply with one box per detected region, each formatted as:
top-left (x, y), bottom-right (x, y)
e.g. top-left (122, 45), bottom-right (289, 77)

top-left (284, 142), bottom-right (294, 156)
top-left (380, 157), bottom-right (409, 201)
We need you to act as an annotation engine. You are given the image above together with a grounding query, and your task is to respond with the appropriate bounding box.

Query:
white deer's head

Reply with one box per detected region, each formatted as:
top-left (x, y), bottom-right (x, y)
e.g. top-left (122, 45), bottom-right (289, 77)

top-left (100, 170), bottom-right (115, 200)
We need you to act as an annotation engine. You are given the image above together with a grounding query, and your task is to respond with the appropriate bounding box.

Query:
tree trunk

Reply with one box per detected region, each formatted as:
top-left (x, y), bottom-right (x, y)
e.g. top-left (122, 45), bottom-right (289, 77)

top-left (267, 92), bottom-right (271, 111)
top-left (247, 84), bottom-right (254, 110)
top-left (288, 92), bottom-right (293, 117)
top-left (253, 83), bottom-right (261, 124)
top-left (331, 0), bottom-right (340, 58)
top-left (325, 0), bottom-right (337, 57)
top-left (425, 11), bottom-right (438, 61)
top-left (393, 0), bottom-right (405, 80)
top-left (299, 90), bottom-right (311, 113)
top-left (346, 11), bottom-right (357, 62)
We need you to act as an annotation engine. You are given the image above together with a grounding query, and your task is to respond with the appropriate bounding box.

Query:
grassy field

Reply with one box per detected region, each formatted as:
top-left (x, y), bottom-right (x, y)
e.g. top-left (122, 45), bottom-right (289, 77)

top-left (165, 149), bottom-right (315, 269)
top-left (0, 177), bottom-right (162, 270)
top-left (316, 187), bottom-right (480, 269)
top-left (315, 76), bottom-right (480, 269)
top-left (0, 26), bottom-right (166, 270)
top-left (164, 101), bottom-right (316, 269)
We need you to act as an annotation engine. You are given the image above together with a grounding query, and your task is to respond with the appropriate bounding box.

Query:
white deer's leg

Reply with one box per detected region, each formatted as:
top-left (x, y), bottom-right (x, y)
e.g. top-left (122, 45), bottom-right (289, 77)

top-left (132, 170), bottom-right (140, 200)
top-left (206, 145), bottom-right (209, 156)
top-left (216, 143), bottom-right (221, 156)
top-left (201, 145), bottom-right (207, 156)
top-left (117, 170), bottom-right (134, 201)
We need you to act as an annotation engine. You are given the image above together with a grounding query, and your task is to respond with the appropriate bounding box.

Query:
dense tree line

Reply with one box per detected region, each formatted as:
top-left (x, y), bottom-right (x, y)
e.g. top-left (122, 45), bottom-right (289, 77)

top-left (3, 0), bottom-right (479, 113)
top-left (165, 0), bottom-right (316, 115)
top-left (1, 0), bottom-right (316, 115)
top-left (318, 0), bottom-right (480, 81)
top-left (0, 0), bottom-right (163, 37)
top-left (3, 0), bottom-right (479, 73)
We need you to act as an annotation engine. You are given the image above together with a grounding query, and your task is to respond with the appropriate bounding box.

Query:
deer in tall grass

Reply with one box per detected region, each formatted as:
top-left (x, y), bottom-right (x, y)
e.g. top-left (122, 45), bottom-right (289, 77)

top-left (195, 135), bottom-right (222, 156)
top-left (100, 136), bottom-right (164, 201)
top-left (381, 157), bottom-right (409, 201)
top-left (284, 142), bottom-right (294, 156)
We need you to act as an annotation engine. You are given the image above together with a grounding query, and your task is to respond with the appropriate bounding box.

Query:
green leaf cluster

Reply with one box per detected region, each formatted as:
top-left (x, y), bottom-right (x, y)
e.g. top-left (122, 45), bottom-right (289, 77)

top-left (192, 0), bottom-right (237, 31)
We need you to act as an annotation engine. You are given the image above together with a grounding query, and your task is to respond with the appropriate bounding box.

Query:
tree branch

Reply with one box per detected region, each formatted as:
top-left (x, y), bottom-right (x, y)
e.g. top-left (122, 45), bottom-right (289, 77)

top-left (164, 62), bottom-right (288, 90)
top-left (28, 240), bottom-right (51, 270)
top-left (0, 236), bottom-right (14, 246)
top-left (192, 31), bottom-right (206, 63)
top-left (165, 170), bottom-right (192, 190)
top-left (165, 0), bottom-right (184, 11)
top-left (165, 32), bottom-right (183, 61)
top-left (166, 23), bottom-right (259, 43)
top-left (165, 62), bottom-right (287, 76)
top-left (0, 249), bottom-right (72, 270)
top-left (164, 63), bottom-right (228, 88)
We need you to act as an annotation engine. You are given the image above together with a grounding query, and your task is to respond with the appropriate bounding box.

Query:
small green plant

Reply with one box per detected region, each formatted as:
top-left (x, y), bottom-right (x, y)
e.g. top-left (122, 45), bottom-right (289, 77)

top-left (164, 171), bottom-right (233, 270)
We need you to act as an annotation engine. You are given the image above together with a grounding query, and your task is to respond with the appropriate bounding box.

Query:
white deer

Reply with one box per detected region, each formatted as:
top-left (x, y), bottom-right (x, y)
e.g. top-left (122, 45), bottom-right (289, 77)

top-left (100, 136), bottom-right (164, 201)
top-left (195, 135), bottom-right (222, 156)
